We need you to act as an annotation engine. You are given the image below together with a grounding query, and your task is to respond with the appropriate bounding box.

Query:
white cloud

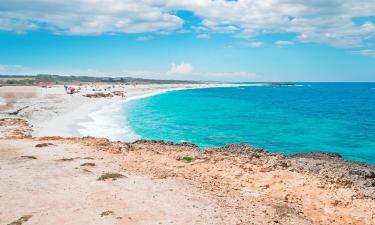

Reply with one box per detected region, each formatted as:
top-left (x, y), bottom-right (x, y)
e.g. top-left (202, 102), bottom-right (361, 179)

top-left (275, 40), bottom-right (294, 46)
top-left (167, 63), bottom-right (193, 75)
top-left (122, 69), bottom-right (259, 82)
top-left (0, 63), bottom-right (192, 80)
top-left (196, 34), bottom-right (210, 39)
top-left (239, 41), bottom-right (265, 48)
top-left (0, 18), bottom-right (38, 33)
top-left (0, 1), bottom-right (375, 48)
top-left (0, 63), bottom-right (259, 82)
top-left (167, 0), bottom-right (375, 48)
top-left (201, 19), bottom-right (240, 34)
top-left (136, 35), bottom-right (154, 41)
top-left (351, 49), bottom-right (375, 57)
top-left (0, 0), bottom-right (183, 35)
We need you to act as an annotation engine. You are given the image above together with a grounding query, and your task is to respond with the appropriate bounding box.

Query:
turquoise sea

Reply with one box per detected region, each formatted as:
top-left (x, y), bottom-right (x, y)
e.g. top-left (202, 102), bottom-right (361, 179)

top-left (122, 83), bottom-right (375, 164)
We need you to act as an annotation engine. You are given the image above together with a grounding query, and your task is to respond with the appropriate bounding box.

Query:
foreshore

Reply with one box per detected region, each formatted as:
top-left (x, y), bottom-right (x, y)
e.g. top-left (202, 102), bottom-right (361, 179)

top-left (0, 83), bottom-right (374, 225)
top-left (0, 83), bottom-right (246, 139)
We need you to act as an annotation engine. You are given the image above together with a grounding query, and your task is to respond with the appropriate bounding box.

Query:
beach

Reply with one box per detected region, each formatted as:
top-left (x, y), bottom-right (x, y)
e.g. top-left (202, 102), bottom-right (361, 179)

top-left (1, 83), bottom-right (375, 225)
top-left (0, 83), bottom-right (243, 139)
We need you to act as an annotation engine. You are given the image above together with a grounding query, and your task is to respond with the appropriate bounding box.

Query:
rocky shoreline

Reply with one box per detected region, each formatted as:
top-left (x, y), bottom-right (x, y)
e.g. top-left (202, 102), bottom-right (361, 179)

top-left (132, 140), bottom-right (375, 198)
top-left (1, 118), bottom-right (375, 224)
top-left (2, 116), bottom-right (375, 198)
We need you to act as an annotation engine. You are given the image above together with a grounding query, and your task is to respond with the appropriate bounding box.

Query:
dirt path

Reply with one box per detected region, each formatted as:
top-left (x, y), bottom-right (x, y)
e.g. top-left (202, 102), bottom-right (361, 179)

top-left (0, 139), bottom-right (232, 225)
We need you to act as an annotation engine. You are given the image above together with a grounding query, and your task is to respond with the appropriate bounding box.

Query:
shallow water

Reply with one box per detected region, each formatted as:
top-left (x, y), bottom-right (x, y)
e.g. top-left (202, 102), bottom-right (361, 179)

top-left (123, 83), bottom-right (375, 164)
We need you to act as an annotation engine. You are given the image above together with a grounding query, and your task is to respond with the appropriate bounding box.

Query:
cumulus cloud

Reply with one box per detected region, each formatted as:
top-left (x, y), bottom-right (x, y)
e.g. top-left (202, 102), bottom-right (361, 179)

top-left (167, 63), bottom-right (193, 75)
top-left (122, 61), bottom-right (259, 81)
top-left (275, 40), bottom-right (294, 46)
top-left (169, 0), bottom-right (375, 48)
top-left (239, 41), bottom-right (265, 48)
top-left (0, 0), bottom-right (183, 35)
top-left (122, 68), bottom-right (259, 82)
top-left (0, 0), bottom-right (375, 48)
top-left (0, 63), bottom-right (258, 81)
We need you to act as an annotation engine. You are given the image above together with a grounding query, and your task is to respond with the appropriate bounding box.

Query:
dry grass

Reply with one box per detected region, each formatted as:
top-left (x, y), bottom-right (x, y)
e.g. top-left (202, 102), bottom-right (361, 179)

top-left (21, 156), bottom-right (37, 160)
top-left (100, 211), bottom-right (114, 217)
top-left (97, 173), bottom-right (126, 181)
top-left (59, 158), bottom-right (74, 161)
top-left (80, 163), bottom-right (95, 167)
top-left (7, 215), bottom-right (32, 225)
top-left (35, 143), bottom-right (54, 148)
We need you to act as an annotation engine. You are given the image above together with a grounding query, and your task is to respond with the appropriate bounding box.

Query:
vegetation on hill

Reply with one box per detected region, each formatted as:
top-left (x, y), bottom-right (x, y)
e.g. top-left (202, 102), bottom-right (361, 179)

top-left (0, 74), bottom-right (199, 85)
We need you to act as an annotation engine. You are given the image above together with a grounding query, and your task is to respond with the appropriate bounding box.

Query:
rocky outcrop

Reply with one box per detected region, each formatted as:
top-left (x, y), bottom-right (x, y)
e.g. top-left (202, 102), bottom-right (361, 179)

top-left (83, 93), bottom-right (113, 98)
top-left (289, 151), bottom-right (343, 159)
top-left (132, 139), bottom-right (198, 148)
top-left (2, 117), bottom-right (375, 224)
top-left (116, 141), bottom-right (375, 224)
top-left (112, 91), bottom-right (125, 97)
top-left (0, 118), bottom-right (32, 138)
top-left (289, 151), bottom-right (375, 198)
top-left (207, 144), bottom-right (275, 157)
top-left (206, 144), bottom-right (375, 199)
top-left (3, 131), bottom-right (375, 224)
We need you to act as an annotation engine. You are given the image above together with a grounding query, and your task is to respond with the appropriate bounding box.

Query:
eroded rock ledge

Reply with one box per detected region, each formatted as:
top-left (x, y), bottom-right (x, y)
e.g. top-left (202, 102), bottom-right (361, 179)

top-left (2, 118), bottom-right (375, 224)
top-left (130, 139), bottom-right (375, 199)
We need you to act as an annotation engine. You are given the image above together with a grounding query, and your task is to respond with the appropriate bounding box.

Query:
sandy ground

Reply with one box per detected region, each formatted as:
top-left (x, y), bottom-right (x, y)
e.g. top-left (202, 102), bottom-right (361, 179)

top-left (1, 84), bottom-right (374, 225)
top-left (0, 138), bottom-right (234, 225)
top-left (1, 134), bottom-right (374, 225)
top-left (0, 83), bottom-right (243, 225)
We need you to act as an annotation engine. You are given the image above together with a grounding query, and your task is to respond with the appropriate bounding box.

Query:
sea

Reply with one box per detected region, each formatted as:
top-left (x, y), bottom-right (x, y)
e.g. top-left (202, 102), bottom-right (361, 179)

top-left (79, 83), bottom-right (375, 165)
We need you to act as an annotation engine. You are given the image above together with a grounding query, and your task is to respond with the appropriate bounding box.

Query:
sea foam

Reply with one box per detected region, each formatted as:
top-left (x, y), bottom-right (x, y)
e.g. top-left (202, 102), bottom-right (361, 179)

top-left (76, 87), bottom-right (193, 142)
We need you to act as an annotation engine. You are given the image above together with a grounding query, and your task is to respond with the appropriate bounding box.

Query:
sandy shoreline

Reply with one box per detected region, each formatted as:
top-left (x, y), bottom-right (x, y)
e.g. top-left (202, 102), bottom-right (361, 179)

top-left (1, 83), bottom-right (374, 225)
top-left (74, 83), bottom-right (268, 141)
top-left (0, 83), bottom-right (246, 139)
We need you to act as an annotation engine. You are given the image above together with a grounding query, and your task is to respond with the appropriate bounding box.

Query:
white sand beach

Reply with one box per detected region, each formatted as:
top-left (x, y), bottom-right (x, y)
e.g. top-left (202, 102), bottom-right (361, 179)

top-left (0, 83), bottom-right (243, 139)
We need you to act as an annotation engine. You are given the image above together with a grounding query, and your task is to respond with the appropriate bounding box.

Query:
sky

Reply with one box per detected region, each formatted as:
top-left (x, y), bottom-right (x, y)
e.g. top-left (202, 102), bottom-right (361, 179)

top-left (0, 0), bottom-right (375, 82)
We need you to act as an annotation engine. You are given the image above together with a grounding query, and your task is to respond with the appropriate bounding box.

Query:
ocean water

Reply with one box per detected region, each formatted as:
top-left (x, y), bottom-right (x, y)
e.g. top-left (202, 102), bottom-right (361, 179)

top-left (121, 83), bottom-right (375, 165)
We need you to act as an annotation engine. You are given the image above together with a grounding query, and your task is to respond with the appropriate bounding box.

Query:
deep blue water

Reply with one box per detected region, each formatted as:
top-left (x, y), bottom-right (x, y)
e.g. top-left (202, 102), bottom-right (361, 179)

top-left (123, 83), bottom-right (375, 164)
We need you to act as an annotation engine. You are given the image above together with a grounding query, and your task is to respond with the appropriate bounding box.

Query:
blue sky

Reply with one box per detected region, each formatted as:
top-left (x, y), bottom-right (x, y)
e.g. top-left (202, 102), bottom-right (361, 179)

top-left (0, 0), bottom-right (374, 82)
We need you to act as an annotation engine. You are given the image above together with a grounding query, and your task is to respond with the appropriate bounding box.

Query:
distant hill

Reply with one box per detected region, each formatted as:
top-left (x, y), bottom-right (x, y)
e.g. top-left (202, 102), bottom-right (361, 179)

top-left (0, 74), bottom-right (200, 85)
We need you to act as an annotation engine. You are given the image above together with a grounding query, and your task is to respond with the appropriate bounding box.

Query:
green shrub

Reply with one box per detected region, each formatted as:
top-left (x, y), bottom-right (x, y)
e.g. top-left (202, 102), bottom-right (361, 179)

top-left (181, 156), bottom-right (195, 162)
